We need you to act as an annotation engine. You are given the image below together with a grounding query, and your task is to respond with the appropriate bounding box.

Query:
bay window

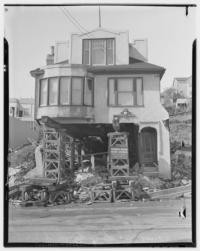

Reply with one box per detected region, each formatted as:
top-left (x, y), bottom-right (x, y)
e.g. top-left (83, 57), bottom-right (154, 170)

top-left (39, 77), bottom-right (94, 107)
top-left (83, 38), bottom-right (114, 65)
top-left (108, 78), bottom-right (143, 106)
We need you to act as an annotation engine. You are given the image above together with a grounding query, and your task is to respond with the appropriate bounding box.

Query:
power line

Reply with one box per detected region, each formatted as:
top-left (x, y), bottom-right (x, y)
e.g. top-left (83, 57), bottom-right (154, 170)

top-left (62, 7), bottom-right (90, 34)
top-left (58, 7), bottom-right (84, 34)
top-left (58, 7), bottom-right (93, 38)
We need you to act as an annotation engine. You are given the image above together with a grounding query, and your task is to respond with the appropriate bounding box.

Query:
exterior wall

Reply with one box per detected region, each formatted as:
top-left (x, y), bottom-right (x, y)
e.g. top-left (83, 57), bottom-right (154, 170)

top-left (20, 103), bottom-right (34, 119)
top-left (35, 69), bottom-right (168, 123)
top-left (173, 77), bottom-right (192, 98)
top-left (70, 29), bottom-right (129, 65)
top-left (54, 41), bottom-right (70, 63)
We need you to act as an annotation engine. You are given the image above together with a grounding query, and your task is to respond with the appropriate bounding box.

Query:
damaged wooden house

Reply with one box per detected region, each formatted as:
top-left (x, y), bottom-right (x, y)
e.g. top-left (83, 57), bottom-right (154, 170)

top-left (30, 27), bottom-right (171, 184)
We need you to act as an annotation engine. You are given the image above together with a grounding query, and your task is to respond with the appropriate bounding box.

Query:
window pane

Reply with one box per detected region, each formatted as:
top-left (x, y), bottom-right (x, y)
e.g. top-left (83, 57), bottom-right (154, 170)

top-left (72, 78), bottom-right (82, 105)
top-left (118, 93), bottom-right (134, 106)
top-left (92, 40), bottom-right (105, 65)
top-left (60, 77), bottom-right (70, 105)
top-left (40, 79), bottom-right (48, 106)
top-left (107, 39), bottom-right (114, 65)
top-left (83, 40), bottom-right (90, 65)
top-left (118, 79), bottom-right (133, 91)
top-left (49, 78), bottom-right (58, 105)
top-left (109, 79), bottom-right (115, 105)
top-left (136, 78), bottom-right (143, 105)
top-left (84, 78), bottom-right (93, 106)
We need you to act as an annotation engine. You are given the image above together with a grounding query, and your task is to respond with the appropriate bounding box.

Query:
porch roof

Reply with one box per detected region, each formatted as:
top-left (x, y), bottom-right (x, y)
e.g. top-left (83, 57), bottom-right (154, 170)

top-left (87, 62), bottom-right (165, 78)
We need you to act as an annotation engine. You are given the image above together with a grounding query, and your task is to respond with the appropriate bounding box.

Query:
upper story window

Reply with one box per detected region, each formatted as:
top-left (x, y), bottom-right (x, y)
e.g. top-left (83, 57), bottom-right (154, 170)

top-left (39, 77), bottom-right (94, 107)
top-left (108, 78), bottom-right (143, 106)
top-left (83, 39), bottom-right (114, 66)
top-left (40, 79), bottom-right (48, 106)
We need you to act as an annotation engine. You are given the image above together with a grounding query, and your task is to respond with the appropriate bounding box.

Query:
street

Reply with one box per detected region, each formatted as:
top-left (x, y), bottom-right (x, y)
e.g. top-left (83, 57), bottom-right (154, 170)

top-left (8, 198), bottom-right (192, 244)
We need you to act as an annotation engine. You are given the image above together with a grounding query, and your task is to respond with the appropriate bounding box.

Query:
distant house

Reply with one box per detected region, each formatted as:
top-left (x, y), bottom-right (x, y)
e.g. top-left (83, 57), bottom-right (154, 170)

top-left (9, 98), bottom-right (35, 121)
top-left (173, 76), bottom-right (192, 99)
top-left (175, 98), bottom-right (190, 109)
top-left (9, 98), bottom-right (38, 149)
top-left (30, 27), bottom-right (171, 179)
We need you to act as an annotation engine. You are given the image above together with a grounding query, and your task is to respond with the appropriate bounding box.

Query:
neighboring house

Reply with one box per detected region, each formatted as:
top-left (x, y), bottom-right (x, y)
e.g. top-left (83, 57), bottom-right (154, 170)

top-left (9, 98), bottom-right (22, 117)
top-left (9, 98), bottom-right (35, 121)
top-left (18, 98), bottom-right (35, 121)
top-left (175, 98), bottom-right (190, 109)
top-left (30, 27), bottom-right (171, 179)
top-left (173, 76), bottom-right (192, 98)
top-left (9, 98), bottom-right (39, 149)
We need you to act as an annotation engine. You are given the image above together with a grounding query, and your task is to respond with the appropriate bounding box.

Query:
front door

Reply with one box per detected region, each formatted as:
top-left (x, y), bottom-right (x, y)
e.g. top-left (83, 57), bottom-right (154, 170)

top-left (140, 128), bottom-right (157, 165)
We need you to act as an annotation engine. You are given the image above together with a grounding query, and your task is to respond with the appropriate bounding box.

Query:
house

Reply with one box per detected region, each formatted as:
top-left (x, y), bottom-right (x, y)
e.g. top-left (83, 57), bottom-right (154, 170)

top-left (173, 76), bottom-right (192, 99)
top-left (9, 98), bottom-right (38, 149)
top-left (30, 27), bottom-right (171, 179)
top-left (9, 98), bottom-right (35, 121)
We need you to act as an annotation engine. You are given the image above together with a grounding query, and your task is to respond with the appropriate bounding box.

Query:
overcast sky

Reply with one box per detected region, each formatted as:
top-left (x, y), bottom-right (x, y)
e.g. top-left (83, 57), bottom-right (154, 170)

top-left (4, 5), bottom-right (196, 99)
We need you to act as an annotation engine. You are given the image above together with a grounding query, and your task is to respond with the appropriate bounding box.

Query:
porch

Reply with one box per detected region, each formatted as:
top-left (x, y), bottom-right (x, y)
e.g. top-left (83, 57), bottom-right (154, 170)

top-left (39, 116), bottom-right (159, 179)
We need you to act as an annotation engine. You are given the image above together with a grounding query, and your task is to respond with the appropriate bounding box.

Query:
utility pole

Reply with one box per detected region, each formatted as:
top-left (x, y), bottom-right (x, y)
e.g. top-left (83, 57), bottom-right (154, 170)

top-left (99, 5), bottom-right (101, 28)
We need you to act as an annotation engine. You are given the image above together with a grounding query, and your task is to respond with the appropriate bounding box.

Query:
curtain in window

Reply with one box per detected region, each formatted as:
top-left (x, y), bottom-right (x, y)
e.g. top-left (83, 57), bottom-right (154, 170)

top-left (83, 40), bottom-right (90, 65)
top-left (49, 78), bottom-right (58, 105)
top-left (84, 78), bottom-right (93, 106)
top-left (40, 79), bottom-right (48, 106)
top-left (60, 77), bottom-right (70, 105)
top-left (72, 78), bottom-right (82, 105)
top-left (106, 39), bottom-right (114, 65)
top-left (136, 78), bottom-right (143, 105)
top-left (91, 40), bottom-right (106, 65)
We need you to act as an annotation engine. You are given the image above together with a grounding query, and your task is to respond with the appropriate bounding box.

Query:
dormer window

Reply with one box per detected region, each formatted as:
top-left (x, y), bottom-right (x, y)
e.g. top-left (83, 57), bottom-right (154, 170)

top-left (83, 38), bottom-right (114, 65)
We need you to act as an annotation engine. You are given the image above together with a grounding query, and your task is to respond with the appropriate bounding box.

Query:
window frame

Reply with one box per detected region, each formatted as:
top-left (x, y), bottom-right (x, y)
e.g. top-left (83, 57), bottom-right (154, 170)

top-left (48, 77), bottom-right (59, 106)
top-left (82, 38), bottom-right (115, 66)
top-left (83, 77), bottom-right (94, 107)
top-left (39, 78), bottom-right (49, 107)
top-left (107, 77), bottom-right (144, 107)
top-left (39, 76), bottom-right (94, 107)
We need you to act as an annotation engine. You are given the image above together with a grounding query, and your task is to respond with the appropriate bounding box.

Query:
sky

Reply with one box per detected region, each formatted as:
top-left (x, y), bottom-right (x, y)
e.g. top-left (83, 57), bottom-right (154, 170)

top-left (4, 5), bottom-right (196, 99)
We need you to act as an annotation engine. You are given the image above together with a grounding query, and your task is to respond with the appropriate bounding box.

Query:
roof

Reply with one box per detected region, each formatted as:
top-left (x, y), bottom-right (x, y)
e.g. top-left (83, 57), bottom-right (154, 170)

top-left (9, 98), bottom-right (19, 103)
top-left (19, 98), bottom-right (35, 104)
top-left (87, 62), bottom-right (165, 78)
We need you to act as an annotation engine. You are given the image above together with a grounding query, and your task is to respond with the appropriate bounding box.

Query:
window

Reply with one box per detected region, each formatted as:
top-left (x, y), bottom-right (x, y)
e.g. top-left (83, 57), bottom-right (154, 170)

top-left (39, 77), bottom-right (94, 107)
top-left (91, 39), bottom-right (106, 65)
top-left (40, 79), bottom-right (48, 106)
top-left (84, 78), bottom-right (94, 106)
top-left (49, 78), bottom-right (59, 105)
top-left (108, 78), bottom-right (143, 106)
top-left (71, 78), bottom-right (83, 105)
top-left (136, 78), bottom-right (143, 106)
top-left (106, 39), bottom-right (114, 65)
top-left (60, 77), bottom-right (70, 105)
top-left (83, 38), bottom-right (114, 65)
top-left (117, 79), bottom-right (134, 106)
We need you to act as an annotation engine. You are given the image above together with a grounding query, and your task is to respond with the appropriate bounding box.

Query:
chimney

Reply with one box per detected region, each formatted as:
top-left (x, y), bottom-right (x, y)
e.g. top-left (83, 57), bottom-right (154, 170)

top-left (46, 46), bottom-right (54, 65)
